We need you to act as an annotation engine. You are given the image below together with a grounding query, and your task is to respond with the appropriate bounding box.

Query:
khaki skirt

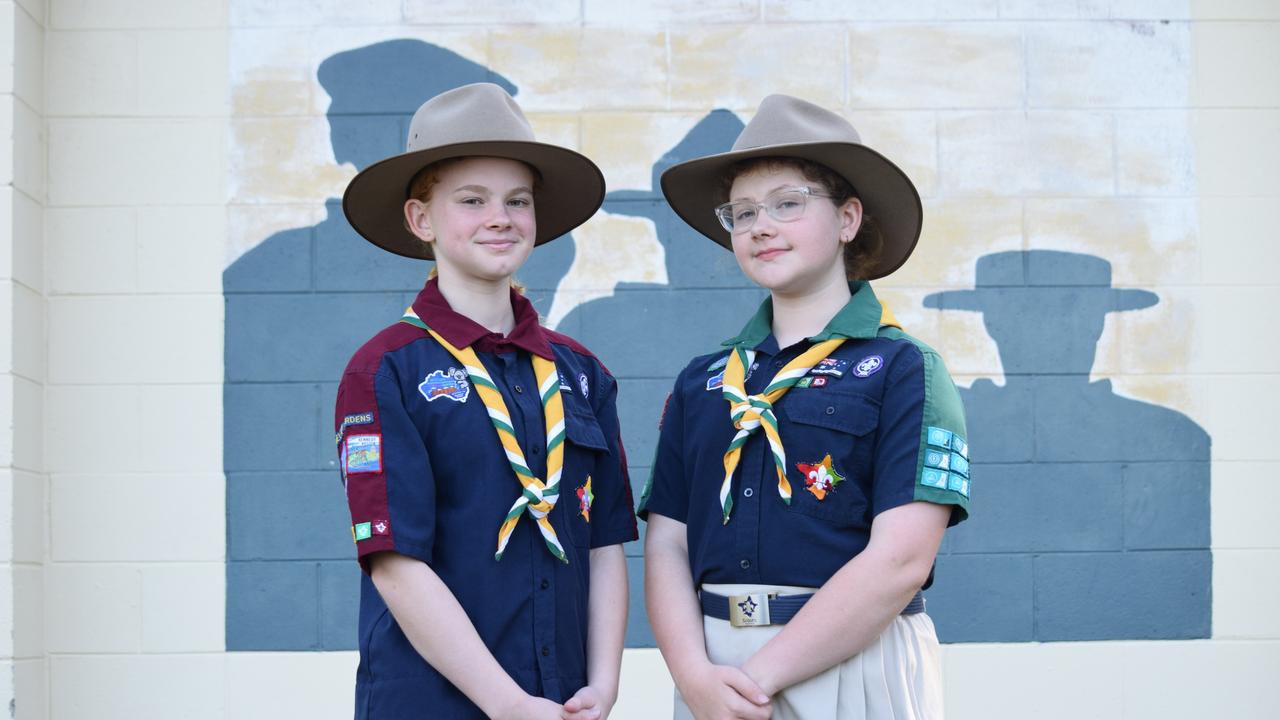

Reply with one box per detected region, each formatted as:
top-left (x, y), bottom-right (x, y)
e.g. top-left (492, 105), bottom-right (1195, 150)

top-left (673, 583), bottom-right (944, 720)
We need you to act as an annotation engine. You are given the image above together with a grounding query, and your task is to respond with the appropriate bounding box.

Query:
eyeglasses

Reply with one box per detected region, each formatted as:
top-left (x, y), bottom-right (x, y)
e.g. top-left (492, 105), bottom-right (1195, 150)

top-left (714, 186), bottom-right (835, 234)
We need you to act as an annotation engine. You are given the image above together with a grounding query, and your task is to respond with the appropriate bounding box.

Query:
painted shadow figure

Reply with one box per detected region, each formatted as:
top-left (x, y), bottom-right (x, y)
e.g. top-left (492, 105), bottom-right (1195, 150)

top-left (922, 250), bottom-right (1211, 641)
top-left (555, 109), bottom-right (764, 645)
top-left (222, 41), bottom-right (576, 650)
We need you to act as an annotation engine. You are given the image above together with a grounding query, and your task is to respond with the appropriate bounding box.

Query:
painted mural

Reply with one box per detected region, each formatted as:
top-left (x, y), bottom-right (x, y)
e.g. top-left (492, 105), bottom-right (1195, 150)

top-left (225, 39), bottom-right (1211, 651)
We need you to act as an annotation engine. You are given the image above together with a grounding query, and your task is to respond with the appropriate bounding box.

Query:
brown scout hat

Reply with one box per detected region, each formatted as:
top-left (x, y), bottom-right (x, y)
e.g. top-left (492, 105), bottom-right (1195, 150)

top-left (342, 83), bottom-right (605, 260)
top-left (659, 94), bottom-right (923, 279)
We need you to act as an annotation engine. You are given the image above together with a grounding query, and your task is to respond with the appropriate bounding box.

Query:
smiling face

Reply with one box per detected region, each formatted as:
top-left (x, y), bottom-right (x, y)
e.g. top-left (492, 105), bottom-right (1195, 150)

top-left (726, 164), bottom-right (862, 296)
top-left (404, 156), bottom-right (537, 286)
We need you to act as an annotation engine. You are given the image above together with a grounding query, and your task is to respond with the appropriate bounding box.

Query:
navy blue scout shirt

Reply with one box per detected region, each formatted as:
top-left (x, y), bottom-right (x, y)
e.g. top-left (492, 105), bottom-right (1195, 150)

top-left (335, 278), bottom-right (637, 720)
top-left (639, 281), bottom-right (969, 590)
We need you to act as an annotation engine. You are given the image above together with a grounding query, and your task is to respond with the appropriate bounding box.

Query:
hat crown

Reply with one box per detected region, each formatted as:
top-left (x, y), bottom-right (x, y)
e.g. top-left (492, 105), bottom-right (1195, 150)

top-left (731, 94), bottom-right (863, 152)
top-left (975, 250), bottom-right (1114, 288)
top-left (405, 82), bottom-right (535, 153)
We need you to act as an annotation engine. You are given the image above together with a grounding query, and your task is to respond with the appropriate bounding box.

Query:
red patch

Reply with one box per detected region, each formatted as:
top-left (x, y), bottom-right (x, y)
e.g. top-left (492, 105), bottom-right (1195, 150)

top-left (372, 519), bottom-right (390, 536)
top-left (811, 376), bottom-right (828, 388)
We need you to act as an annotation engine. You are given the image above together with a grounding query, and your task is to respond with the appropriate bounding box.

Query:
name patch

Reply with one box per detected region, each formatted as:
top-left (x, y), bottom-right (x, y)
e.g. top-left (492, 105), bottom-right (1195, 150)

top-left (419, 367), bottom-right (470, 403)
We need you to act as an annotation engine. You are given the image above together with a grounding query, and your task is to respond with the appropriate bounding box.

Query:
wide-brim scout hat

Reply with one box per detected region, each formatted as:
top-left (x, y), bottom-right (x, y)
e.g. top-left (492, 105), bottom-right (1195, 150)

top-left (342, 82), bottom-right (605, 260)
top-left (659, 94), bottom-right (923, 280)
top-left (923, 251), bottom-right (1158, 312)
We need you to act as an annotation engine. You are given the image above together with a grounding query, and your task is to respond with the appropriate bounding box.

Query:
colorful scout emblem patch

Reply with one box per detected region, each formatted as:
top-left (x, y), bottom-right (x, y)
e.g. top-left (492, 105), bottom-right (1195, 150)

top-left (853, 354), bottom-right (884, 378)
top-left (418, 367), bottom-right (470, 403)
top-left (577, 476), bottom-right (594, 522)
top-left (797, 454), bottom-right (845, 501)
top-left (344, 434), bottom-right (382, 474)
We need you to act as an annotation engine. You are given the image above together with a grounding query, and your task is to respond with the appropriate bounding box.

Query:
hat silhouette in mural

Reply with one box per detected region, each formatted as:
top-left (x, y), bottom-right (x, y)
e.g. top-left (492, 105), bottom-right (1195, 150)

top-left (924, 250), bottom-right (1157, 376)
top-left (224, 41), bottom-right (575, 652)
top-left (918, 249), bottom-right (1210, 644)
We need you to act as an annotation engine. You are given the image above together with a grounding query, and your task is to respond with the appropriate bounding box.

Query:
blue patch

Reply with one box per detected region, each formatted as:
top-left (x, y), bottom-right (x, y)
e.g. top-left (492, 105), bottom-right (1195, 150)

top-left (951, 453), bottom-right (970, 477)
top-left (418, 367), bottom-right (470, 403)
top-left (706, 355), bottom-right (729, 373)
top-left (559, 371), bottom-right (572, 392)
top-left (958, 477), bottom-right (971, 498)
top-left (706, 369), bottom-right (725, 391)
top-left (947, 472), bottom-right (966, 493)
top-left (927, 426), bottom-right (954, 449)
top-left (921, 468), bottom-right (949, 489)
top-left (925, 449), bottom-right (951, 470)
top-left (810, 357), bottom-right (851, 377)
top-left (953, 435), bottom-right (968, 460)
top-left (345, 434), bottom-right (382, 474)
top-left (852, 354), bottom-right (885, 378)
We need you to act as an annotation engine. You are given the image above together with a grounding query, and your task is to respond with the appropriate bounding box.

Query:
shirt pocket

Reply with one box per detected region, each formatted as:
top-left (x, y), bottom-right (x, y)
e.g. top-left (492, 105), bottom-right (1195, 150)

top-left (779, 390), bottom-right (879, 526)
top-left (561, 410), bottom-right (610, 548)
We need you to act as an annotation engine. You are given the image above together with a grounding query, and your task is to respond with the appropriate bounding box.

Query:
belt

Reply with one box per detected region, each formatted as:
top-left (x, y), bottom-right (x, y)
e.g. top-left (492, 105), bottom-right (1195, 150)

top-left (700, 589), bottom-right (925, 628)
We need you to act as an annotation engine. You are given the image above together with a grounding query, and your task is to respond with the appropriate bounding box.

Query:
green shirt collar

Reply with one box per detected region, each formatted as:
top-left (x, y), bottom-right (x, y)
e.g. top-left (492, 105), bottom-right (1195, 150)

top-left (721, 281), bottom-right (886, 348)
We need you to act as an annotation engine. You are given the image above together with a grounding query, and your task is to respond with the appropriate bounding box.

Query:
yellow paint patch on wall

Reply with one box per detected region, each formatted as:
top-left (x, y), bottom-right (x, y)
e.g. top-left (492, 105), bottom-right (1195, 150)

top-left (489, 28), bottom-right (667, 111)
top-left (1110, 297), bottom-right (1194, 376)
top-left (226, 204), bottom-right (329, 267)
top-left (230, 117), bottom-right (354, 205)
top-left (581, 112), bottom-right (735, 191)
top-left (849, 111), bottom-right (939, 198)
top-left (669, 25), bottom-right (845, 111)
top-left (232, 69), bottom-right (312, 116)
top-left (546, 212), bottom-right (666, 328)
top-left (883, 197), bottom-right (1024, 289)
top-left (525, 113), bottom-right (582, 152)
top-left (1024, 199), bottom-right (1200, 286)
top-left (849, 23), bottom-right (1025, 109)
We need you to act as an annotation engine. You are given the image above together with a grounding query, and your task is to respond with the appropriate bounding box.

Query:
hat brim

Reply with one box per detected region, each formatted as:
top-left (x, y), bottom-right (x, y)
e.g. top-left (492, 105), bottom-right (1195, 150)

top-left (659, 141), bottom-right (923, 280)
top-left (342, 140), bottom-right (605, 260)
top-left (923, 287), bottom-right (1159, 313)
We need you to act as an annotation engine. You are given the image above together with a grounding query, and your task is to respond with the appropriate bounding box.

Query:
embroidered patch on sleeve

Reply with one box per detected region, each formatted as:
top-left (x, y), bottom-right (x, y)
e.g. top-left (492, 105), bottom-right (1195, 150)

top-left (418, 367), bottom-right (471, 403)
top-left (706, 354), bottom-right (730, 373)
top-left (920, 426), bottom-right (969, 498)
top-left (345, 434), bottom-right (382, 474)
top-left (335, 411), bottom-right (375, 446)
top-left (353, 522), bottom-right (372, 542)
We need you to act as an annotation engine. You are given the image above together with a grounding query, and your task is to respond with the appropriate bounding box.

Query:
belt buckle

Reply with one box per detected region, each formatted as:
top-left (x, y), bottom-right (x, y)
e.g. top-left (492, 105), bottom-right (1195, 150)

top-left (727, 592), bottom-right (775, 627)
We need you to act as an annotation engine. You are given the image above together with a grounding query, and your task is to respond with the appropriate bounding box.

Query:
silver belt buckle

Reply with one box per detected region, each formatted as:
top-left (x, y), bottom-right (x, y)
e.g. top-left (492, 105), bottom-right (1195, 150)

top-left (727, 592), bottom-right (775, 627)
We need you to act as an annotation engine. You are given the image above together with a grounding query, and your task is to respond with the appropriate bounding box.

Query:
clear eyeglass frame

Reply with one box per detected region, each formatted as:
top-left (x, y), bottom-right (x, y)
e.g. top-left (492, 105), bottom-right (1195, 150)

top-left (714, 186), bottom-right (835, 234)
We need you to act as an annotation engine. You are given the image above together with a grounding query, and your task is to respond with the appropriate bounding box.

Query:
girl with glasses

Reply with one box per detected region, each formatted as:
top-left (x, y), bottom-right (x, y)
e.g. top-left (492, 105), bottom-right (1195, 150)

top-left (640, 94), bottom-right (971, 719)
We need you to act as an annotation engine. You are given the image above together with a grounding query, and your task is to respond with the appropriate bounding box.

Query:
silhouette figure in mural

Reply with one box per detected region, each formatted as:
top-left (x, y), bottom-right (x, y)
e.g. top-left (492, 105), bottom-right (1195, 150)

top-left (922, 250), bottom-right (1211, 642)
top-left (222, 41), bottom-right (576, 650)
top-left (555, 109), bottom-right (763, 646)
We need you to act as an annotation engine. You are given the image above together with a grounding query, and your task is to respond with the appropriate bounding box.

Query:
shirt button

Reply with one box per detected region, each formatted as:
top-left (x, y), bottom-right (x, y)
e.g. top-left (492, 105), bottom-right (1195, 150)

top-left (825, 406), bottom-right (836, 415)
top-left (740, 559), bottom-right (751, 569)
top-left (532, 446), bottom-right (541, 455)
top-left (773, 359), bottom-right (783, 368)
top-left (514, 385), bottom-right (524, 394)
top-left (743, 487), bottom-right (754, 498)
top-left (540, 579), bottom-right (550, 590)
top-left (541, 646), bottom-right (551, 657)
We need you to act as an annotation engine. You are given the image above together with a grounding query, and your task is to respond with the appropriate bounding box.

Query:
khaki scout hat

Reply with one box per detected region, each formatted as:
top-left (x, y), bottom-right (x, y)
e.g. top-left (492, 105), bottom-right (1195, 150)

top-left (659, 94), bottom-right (923, 279)
top-left (342, 82), bottom-right (605, 260)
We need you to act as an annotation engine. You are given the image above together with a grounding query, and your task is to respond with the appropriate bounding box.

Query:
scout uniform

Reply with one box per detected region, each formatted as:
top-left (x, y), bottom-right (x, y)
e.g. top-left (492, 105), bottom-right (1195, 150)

top-left (644, 94), bottom-right (971, 718)
top-left (334, 83), bottom-right (637, 719)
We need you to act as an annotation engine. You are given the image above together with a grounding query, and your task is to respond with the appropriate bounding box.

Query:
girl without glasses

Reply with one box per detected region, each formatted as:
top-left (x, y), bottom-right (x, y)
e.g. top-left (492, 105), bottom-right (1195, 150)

top-left (336, 83), bottom-right (635, 720)
top-left (641, 94), bottom-right (970, 720)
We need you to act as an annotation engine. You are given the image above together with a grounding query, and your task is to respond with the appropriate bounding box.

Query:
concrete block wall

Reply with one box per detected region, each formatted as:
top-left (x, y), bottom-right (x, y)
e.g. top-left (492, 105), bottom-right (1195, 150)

top-left (2, 0), bottom-right (46, 717)
top-left (4, 0), bottom-right (1276, 717)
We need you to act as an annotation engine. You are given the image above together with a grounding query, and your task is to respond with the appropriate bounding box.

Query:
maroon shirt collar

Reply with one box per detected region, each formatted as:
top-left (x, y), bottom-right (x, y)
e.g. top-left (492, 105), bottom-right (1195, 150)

top-left (410, 278), bottom-right (555, 359)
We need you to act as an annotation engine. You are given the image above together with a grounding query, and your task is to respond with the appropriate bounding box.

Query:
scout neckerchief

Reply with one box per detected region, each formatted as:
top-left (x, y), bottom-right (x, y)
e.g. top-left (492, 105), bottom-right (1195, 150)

top-left (401, 306), bottom-right (569, 563)
top-left (718, 302), bottom-right (901, 524)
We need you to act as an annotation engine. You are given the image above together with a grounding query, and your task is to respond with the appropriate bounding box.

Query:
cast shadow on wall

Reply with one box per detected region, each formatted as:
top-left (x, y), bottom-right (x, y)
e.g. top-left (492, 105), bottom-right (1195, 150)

top-left (222, 41), bottom-right (574, 650)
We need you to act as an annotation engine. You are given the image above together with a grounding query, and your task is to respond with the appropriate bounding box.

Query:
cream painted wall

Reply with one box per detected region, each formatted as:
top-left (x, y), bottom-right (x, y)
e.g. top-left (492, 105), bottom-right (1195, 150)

top-left (11, 1), bottom-right (1280, 718)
